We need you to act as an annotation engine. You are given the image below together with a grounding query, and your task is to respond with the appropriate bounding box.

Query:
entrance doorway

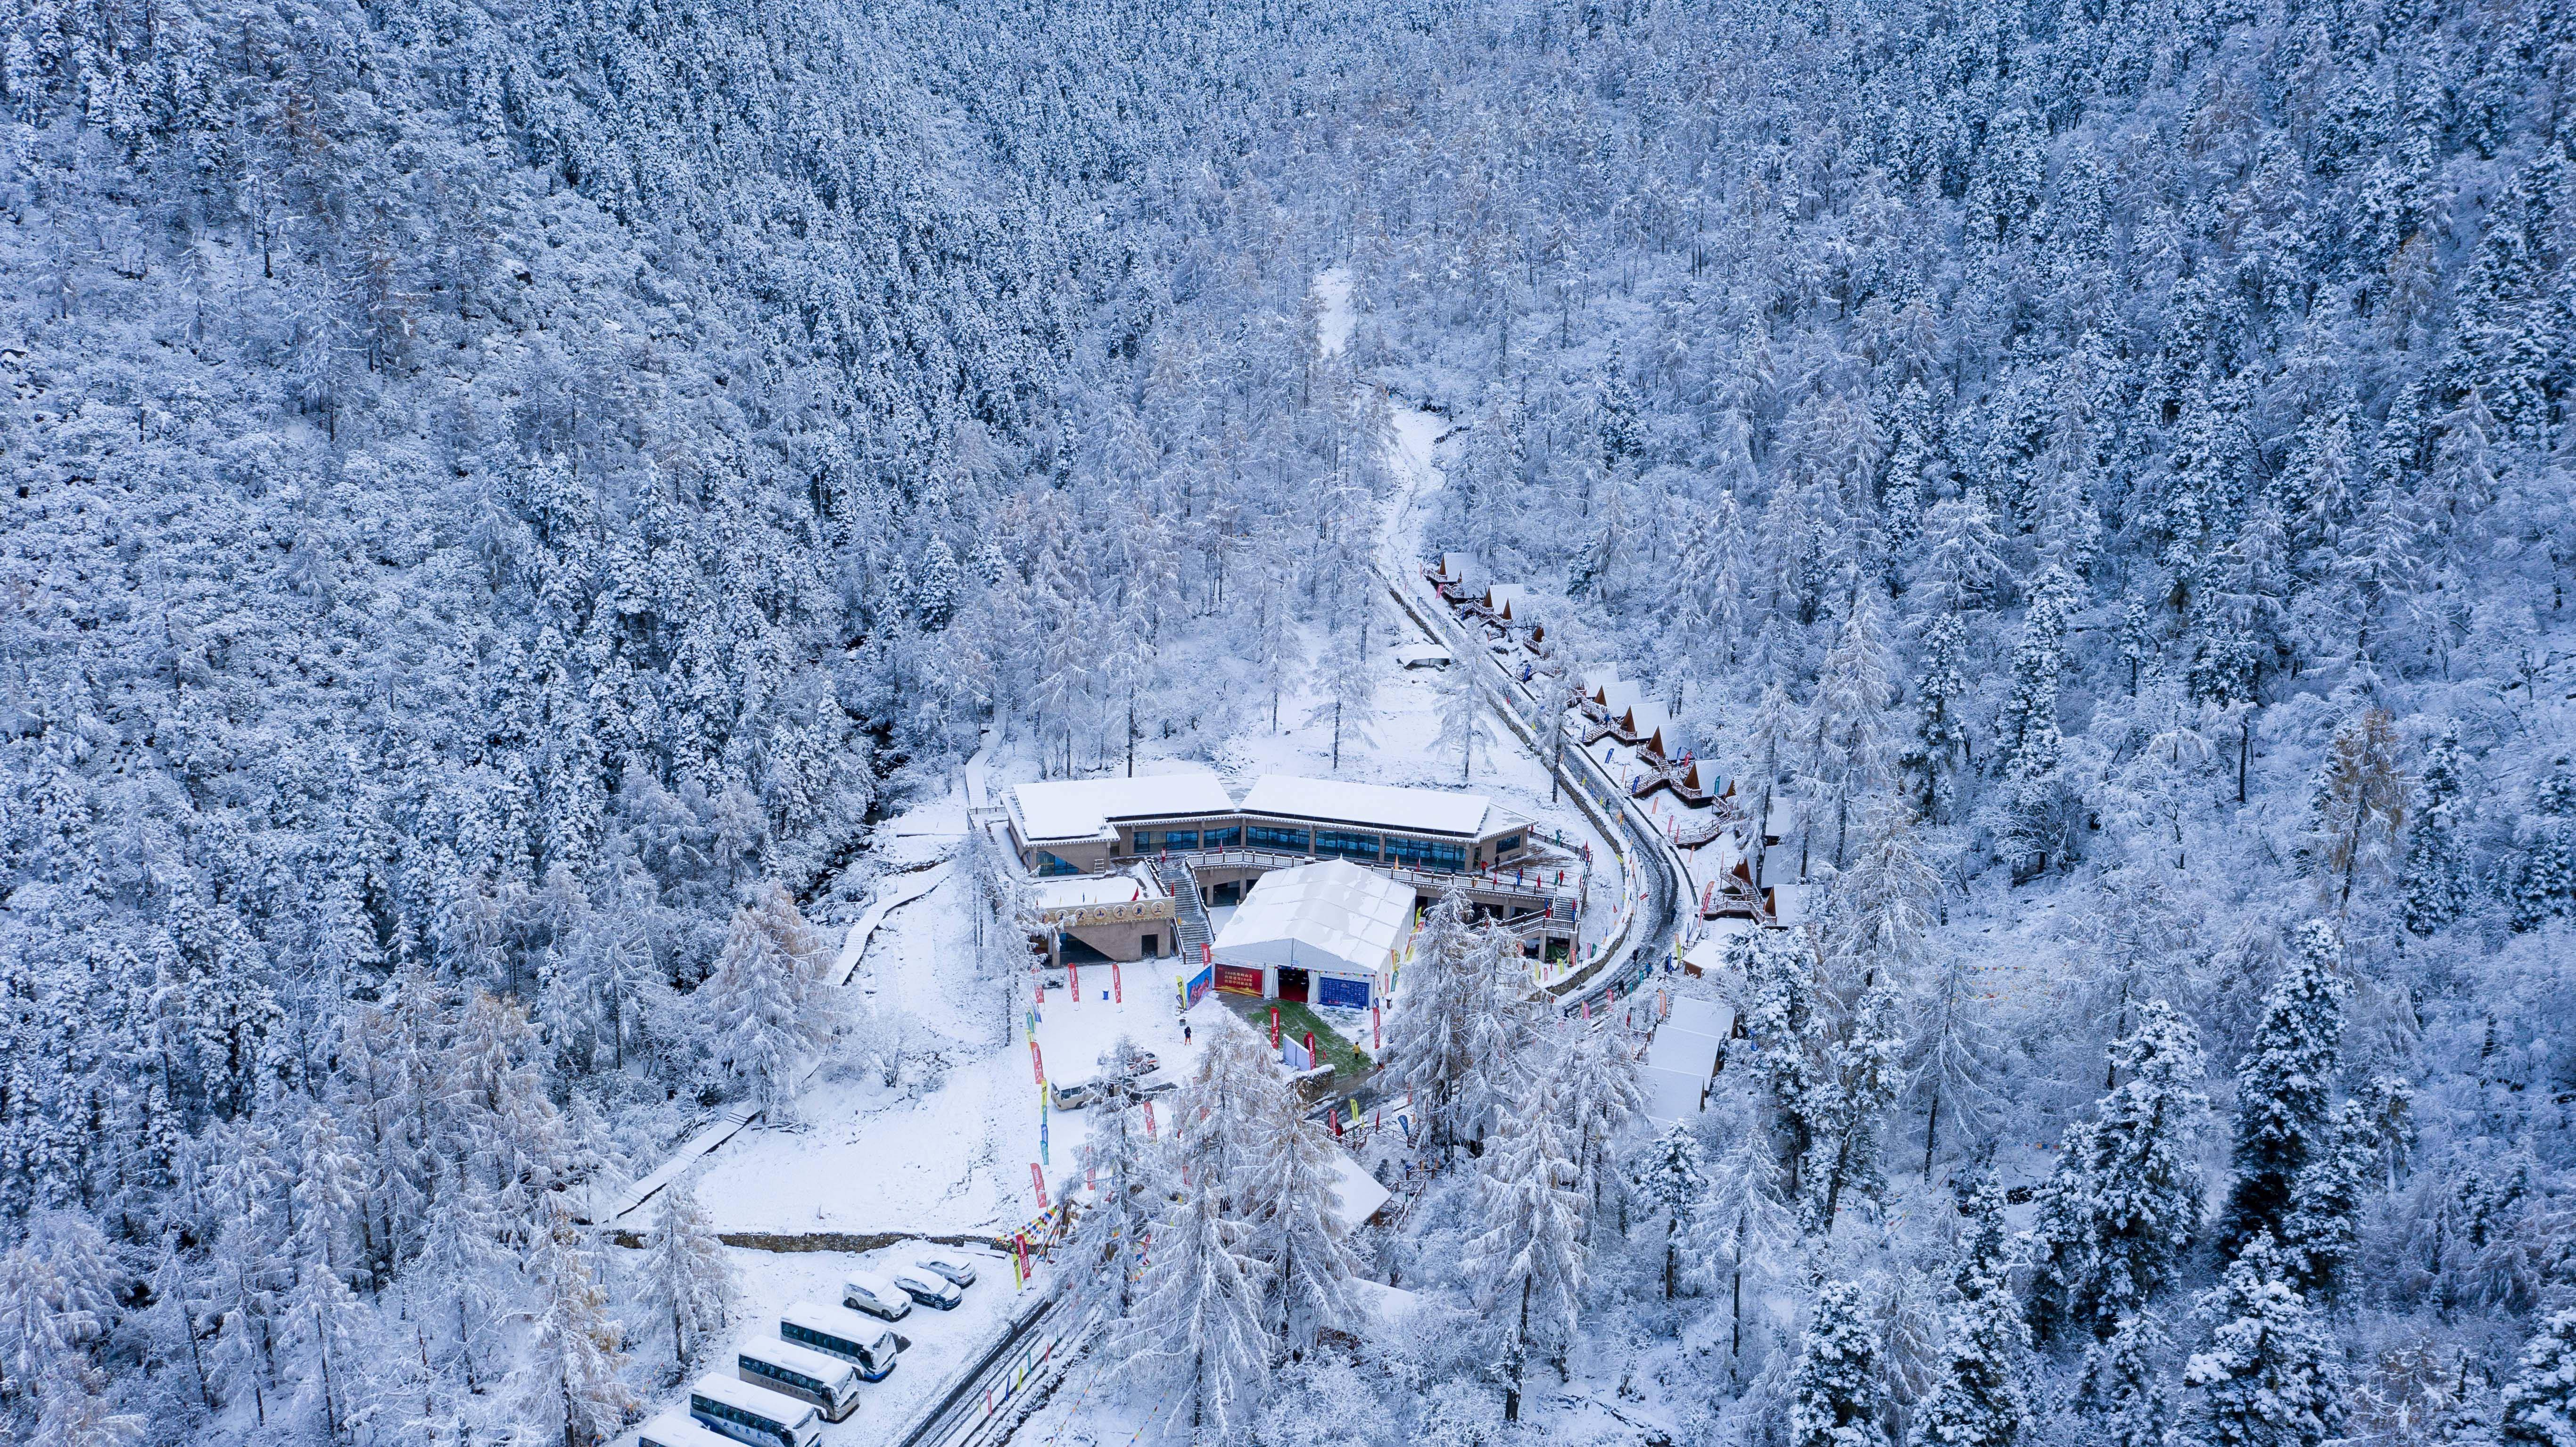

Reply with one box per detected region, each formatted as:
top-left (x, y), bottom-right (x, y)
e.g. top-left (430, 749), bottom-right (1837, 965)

top-left (1142, 933), bottom-right (1159, 957)
top-left (1276, 966), bottom-right (1311, 1003)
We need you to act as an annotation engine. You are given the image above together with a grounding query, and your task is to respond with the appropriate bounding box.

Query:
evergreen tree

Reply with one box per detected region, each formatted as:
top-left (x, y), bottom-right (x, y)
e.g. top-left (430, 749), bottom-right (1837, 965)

top-left (1470, 1095), bottom-right (1587, 1423)
top-left (1807, 980), bottom-right (1905, 1233)
top-left (2280, 1100), bottom-right (2376, 1303)
top-left (1694, 1098), bottom-right (1798, 1376)
top-left (2403, 724), bottom-right (2477, 932)
top-left (1627, 1122), bottom-right (1703, 1302)
top-left (697, 883), bottom-right (841, 1124)
top-left (2180, 1234), bottom-right (2342, 1447)
top-left (1073, 1039), bottom-right (1168, 1316)
top-left (2510, 756), bottom-right (2576, 931)
top-left (1807, 591), bottom-right (1896, 868)
top-left (1557, 1023), bottom-right (1645, 1218)
top-left (1791, 1279), bottom-right (1889, 1447)
top-left (1911, 611), bottom-right (1973, 822)
top-left (2221, 922), bottom-right (2347, 1254)
top-left (1110, 1186), bottom-right (1271, 1441)
top-left (1742, 929), bottom-right (1828, 1200)
top-left (1908, 1184), bottom-right (2030, 1447)
top-left (1237, 1065), bottom-right (1360, 1350)
top-left (2501, 1309), bottom-right (2576, 1447)
top-left (639, 1181), bottom-right (734, 1374)
top-left (1304, 616), bottom-right (1378, 773)
top-left (2031, 1000), bottom-right (2210, 1340)
top-left (2072, 1313), bottom-right (2172, 1447)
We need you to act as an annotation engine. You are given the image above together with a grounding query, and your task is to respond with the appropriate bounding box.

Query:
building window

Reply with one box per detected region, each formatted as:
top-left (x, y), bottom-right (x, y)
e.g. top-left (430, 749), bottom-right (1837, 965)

top-left (1247, 824), bottom-right (1309, 853)
top-left (1494, 833), bottom-right (1524, 856)
top-left (1034, 852), bottom-right (1080, 877)
top-left (1164, 829), bottom-right (1199, 850)
top-left (1424, 840), bottom-right (1468, 871)
top-left (1131, 831), bottom-right (1156, 854)
top-left (1313, 829), bottom-right (1381, 862)
top-left (1204, 826), bottom-right (1242, 848)
top-left (1385, 836), bottom-right (1467, 871)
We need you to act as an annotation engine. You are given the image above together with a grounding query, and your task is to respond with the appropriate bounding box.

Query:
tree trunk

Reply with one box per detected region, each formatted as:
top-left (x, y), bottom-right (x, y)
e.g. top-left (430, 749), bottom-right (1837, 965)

top-left (1921, 1086), bottom-right (1942, 1179)
top-left (1505, 1275), bottom-right (1531, 1422)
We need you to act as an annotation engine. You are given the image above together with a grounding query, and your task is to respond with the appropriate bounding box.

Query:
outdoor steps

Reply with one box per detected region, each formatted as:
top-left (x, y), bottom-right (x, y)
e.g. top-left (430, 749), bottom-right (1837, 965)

top-left (1157, 858), bottom-right (1214, 959)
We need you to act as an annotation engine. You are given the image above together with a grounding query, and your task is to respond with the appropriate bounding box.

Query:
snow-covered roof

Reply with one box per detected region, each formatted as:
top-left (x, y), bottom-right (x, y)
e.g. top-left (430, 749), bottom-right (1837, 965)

top-left (1240, 775), bottom-right (1492, 839)
top-left (1486, 583), bottom-right (1530, 618)
top-left (1668, 996), bottom-right (1734, 1039)
top-left (1345, 1275), bottom-right (1427, 1331)
top-left (1582, 667), bottom-right (1623, 697)
top-left (1639, 1066), bottom-right (1709, 1125)
top-left (636, 1408), bottom-right (746, 1447)
top-left (1599, 679), bottom-right (1644, 718)
top-left (1329, 1149), bottom-right (1394, 1228)
top-left (1393, 642), bottom-right (1454, 666)
top-left (1008, 769), bottom-right (1236, 843)
top-left (1437, 551), bottom-right (1470, 582)
top-left (1212, 859), bottom-right (1414, 978)
top-left (1030, 866), bottom-right (1164, 912)
top-left (1628, 698), bottom-right (1675, 741)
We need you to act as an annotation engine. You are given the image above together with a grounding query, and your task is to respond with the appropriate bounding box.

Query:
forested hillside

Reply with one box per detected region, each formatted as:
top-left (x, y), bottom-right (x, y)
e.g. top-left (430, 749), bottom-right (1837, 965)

top-left (6, 0), bottom-right (2576, 1442)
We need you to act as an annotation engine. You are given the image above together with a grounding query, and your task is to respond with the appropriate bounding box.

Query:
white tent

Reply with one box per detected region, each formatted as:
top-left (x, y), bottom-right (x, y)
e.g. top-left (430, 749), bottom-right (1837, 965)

top-left (1211, 859), bottom-right (1413, 1008)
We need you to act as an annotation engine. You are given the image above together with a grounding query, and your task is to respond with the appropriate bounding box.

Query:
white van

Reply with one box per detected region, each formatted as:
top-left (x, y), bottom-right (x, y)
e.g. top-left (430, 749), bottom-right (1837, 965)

top-left (736, 1338), bottom-right (865, 1422)
top-left (780, 1300), bottom-right (900, 1381)
top-left (636, 1408), bottom-right (744, 1447)
top-left (688, 1372), bottom-right (823, 1447)
top-left (842, 1270), bottom-right (912, 1322)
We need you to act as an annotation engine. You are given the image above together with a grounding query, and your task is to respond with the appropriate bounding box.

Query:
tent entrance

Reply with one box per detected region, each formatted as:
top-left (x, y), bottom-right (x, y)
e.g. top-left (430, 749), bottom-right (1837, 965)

top-left (1276, 966), bottom-right (1311, 1003)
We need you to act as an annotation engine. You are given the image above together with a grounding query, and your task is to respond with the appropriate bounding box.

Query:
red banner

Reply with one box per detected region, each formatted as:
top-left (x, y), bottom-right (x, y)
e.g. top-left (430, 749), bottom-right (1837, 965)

top-left (1030, 1041), bottom-right (1045, 1084)
top-left (1214, 964), bottom-right (1262, 995)
top-left (1069, 961), bottom-right (1080, 1002)
top-left (1086, 1164), bottom-right (1097, 1194)
top-left (1329, 1106), bottom-right (1343, 1137)
top-left (1269, 1006), bottom-right (1280, 1047)
top-left (1014, 1231), bottom-right (1031, 1282)
top-left (1372, 1004), bottom-right (1383, 1051)
top-left (1304, 1031), bottom-right (1317, 1060)
top-left (1111, 962), bottom-right (1123, 1004)
top-left (1142, 1101), bottom-right (1157, 1138)
top-left (1030, 1165), bottom-right (1049, 1211)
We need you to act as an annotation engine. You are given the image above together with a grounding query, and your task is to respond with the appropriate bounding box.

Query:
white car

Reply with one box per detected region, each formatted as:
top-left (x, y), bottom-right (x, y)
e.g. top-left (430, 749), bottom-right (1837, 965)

top-left (890, 1266), bottom-right (964, 1310)
top-left (841, 1271), bottom-right (912, 1322)
top-left (914, 1250), bottom-right (979, 1288)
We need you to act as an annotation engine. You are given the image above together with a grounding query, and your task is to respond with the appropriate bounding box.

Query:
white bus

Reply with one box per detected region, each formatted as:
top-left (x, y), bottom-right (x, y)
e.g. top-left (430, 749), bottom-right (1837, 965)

top-left (636, 1408), bottom-right (744, 1447)
top-left (779, 1300), bottom-right (900, 1381)
top-left (736, 1337), bottom-right (865, 1422)
top-left (687, 1371), bottom-right (824, 1447)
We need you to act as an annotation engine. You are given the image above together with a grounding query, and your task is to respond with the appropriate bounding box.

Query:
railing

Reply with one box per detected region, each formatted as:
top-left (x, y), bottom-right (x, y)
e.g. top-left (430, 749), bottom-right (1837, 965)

top-left (1110, 846), bottom-right (1576, 918)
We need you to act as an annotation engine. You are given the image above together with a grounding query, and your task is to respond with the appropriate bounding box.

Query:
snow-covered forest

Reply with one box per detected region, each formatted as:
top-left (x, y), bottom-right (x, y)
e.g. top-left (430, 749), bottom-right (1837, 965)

top-left (5, 0), bottom-right (2576, 1442)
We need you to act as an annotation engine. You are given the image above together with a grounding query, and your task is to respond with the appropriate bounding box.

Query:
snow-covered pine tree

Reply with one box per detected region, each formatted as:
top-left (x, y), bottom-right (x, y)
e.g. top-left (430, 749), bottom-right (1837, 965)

top-left (2499, 1309), bottom-right (2576, 1447)
top-left (1304, 616), bottom-right (1379, 773)
top-left (2509, 756), bottom-right (2576, 931)
top-left (1742, 928), bottom-right (1828, 1200)
top-left (2179, 1234), bottom-right (2342, 1447)
top-left (2072, 1313), bottom-right (2171, 1447)
top-left (1557, 1022), bottom-right (1645, 1218)
top-left (1806, 979), bottom-right (1904, 1233)
top-left (1912, 611), bottom-right (1973, 822)
top-left (512, 1191), bottom-right (635, 1447)
top-left (1806, 590), bottom-right (1895, 868)
top-left (2030, 999), bottom-right (2209, 1340)
top-left (1791, 1279), bottom-right (1889, 1447)
top-left (697, 882), bottom-right (841, 1124)
top-left (1236, 1060), bottom-right (1360, 1350)
top-left (1110, 1185), bottom-right (1272, 1440)
top-left (2220, 921), bottom-right (2347, 1254)
top-left (1385, 886), bottom-right (1481, 1162)
top-left (1908, 1183), bottom-right (2030, 1447)
top-left (1073, 1039), bottom-right (1168, 1315)
top-left (1695, 1103), bottom-right (1797, 1376)
top-left (2402, 723), bottom-right (2477, 932)
top-left (1468, 1087), bottom-right (1587, 1422)
top-left (639, 1180), bottom-right (733, 1374)
top-left (2280, 1100), bottom-right (2375, 1303)
top-left (2304, 707), bottom-right (2409, 913)
top-left (1434, 662), bottom-right (1489, 784)
top-left (1627, 1122), bottom-right (1704, 1301)
top-left (1905, 953), bottom-right (2001, 1178)
top-left (409, 1168), bottom-right (513, 1395)
top-left (1172, 1011), bottom-right (1280, 1209)
top-left (1827, 804), bottom-right (1940, 988)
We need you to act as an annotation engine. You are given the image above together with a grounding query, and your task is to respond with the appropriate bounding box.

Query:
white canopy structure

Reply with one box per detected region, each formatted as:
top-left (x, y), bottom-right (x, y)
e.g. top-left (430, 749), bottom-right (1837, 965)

top-left (1211, 859), bottom-right (1413, 1008)
top-left (1639, 995), bottom-right (1735, 1126)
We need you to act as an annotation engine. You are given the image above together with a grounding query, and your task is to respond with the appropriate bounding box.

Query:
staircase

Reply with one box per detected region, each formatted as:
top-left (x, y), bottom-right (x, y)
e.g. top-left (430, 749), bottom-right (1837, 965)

top-left (1156, 859), bottom-right (1214, 961)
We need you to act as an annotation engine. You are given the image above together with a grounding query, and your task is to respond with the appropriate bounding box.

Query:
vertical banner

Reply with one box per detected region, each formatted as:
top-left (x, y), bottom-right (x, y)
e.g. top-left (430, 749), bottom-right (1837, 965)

top-left (1014, 1232), bottom-right (1032, 1287)
top-left (1142, 1101), bottom-right (1157, 1138)
top-left (1068, 960), bottom-right (1080, 1002)
top-left (1087, 1164), bottom-right (1097, 1195)
top-left (1269, 1006), bottom-right (1280, 1047)
top-left (1304, 1031), bottom-right (1318, 1061)
top-left (1372, 1004), bottom-right (1383, 1052)
top-left (1329, 1105), bottom-right (1343, 1137)
top-left (1029, 1166), bottom-right (1049, 1211)
top-left (1582, 998), bottom-right (1592, 1021)
top-left (1030, 1040), bottom-right (1045, 1084)
top-left (1039, 1085), bottom-right (1050, 1165)
top-left (1111, 962), bottom-right (1123, 1004)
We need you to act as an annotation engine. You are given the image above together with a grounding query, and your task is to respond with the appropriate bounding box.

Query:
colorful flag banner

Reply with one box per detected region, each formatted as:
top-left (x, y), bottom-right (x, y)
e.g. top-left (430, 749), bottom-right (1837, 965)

top-left (1029, 1166), bottom-right (1049, 1211)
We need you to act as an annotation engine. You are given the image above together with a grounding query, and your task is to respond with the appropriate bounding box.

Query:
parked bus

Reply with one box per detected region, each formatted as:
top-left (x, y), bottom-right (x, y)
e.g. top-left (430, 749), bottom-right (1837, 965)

top-left (779, 1300), bottom-right (900, 1381)
top-left (687, 1372), bottom-right (823, 1447)
top-left (736, 1337), bottom-right (865, 1422)
top-left (636, 1408), bottom-right (744, 1447)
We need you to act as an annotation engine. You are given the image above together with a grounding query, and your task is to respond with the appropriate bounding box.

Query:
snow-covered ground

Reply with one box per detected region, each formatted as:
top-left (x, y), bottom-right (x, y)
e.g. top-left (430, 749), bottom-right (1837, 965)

top-left (614, 1241), bottom-right (1040, 1447)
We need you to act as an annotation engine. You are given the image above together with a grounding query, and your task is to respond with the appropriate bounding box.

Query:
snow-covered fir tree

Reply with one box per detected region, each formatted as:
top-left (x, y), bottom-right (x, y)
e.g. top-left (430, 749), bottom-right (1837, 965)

top-left (2179, 1234), bottom-right (2343, 1447)
top-left (2221, 923), bottom-right (2348, 1254)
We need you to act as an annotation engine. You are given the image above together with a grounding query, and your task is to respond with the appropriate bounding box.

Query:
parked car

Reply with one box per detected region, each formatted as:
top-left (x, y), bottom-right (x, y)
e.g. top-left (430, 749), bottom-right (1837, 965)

top-left (913, 1250), bottom-right (979, 1288)
top-left (889, 1266), bottom-right (963, 1311)
top-left (841, 1272), bottom-right (912, 1322)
